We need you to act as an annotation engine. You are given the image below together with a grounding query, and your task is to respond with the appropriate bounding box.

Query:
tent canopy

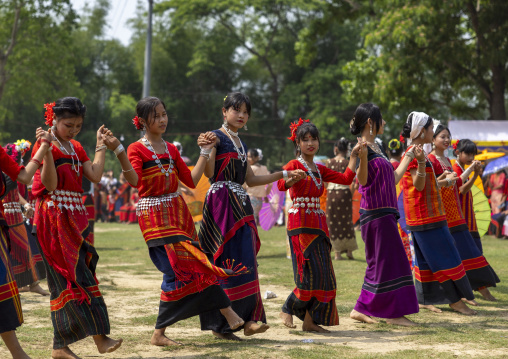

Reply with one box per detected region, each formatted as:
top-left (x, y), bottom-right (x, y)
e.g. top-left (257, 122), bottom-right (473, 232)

top-left (448, 120), bottom-right (508, 154)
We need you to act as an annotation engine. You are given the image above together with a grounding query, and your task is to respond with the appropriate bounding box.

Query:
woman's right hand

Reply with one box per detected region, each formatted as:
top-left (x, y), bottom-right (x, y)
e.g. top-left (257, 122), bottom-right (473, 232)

top-left (36, 127), bottom-right (52, 144)
top-left (413, 145), bottom-right (425, 161)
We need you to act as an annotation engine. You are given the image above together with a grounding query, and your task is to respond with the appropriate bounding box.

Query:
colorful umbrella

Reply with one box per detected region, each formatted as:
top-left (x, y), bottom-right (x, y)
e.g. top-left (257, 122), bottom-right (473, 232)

top-left (259, 185), bottom-right (285, 231)
top-left (482, 156), bottom-right (508, 178)
top-left (475, 151), bottom-right (505, 161)
top-left (470, 184), bottom-right (491, 238)
top-left (180, 166), bottom-right (210, 223)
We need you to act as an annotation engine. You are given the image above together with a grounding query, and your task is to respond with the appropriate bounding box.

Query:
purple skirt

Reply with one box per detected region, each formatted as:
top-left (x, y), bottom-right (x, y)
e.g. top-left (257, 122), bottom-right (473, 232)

top-left (354, 213), bottom-right (419, 318)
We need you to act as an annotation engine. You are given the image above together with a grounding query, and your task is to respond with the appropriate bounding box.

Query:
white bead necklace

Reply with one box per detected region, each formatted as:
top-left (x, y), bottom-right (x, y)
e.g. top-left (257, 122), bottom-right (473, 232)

top-left (142, 136), bottom-right (174, 176)
top-left (222, 124), bottom-right (247, 163)
top-left (298, 156), bottom-right (322, 190)
top-left (53, 135), bottom-right (80, 176)
top-left (367, 142), bottom-right (389, 161)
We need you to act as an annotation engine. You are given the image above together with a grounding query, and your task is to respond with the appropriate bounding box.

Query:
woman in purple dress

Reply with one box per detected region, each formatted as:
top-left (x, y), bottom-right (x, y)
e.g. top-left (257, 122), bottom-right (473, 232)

top-left (349, 103), bottom-right (422, 326)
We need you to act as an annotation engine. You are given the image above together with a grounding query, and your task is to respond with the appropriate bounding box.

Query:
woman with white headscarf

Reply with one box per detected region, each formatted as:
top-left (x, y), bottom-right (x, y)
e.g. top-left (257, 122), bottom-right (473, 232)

top-left (400, 111), bottom-right (476, 315)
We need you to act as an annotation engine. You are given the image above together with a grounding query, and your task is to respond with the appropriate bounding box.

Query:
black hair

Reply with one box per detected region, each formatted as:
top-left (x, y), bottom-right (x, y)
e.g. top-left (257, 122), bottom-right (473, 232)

top-left (247, 148), bottom-right (259, 158)
top-left (401, 112), bottom-right (433, 139)
top-left (350, 103), bottom-right (383, 136)
top-left (387, 139), bottom-right (404, 157)
top-left (53, 97), bottom-right (86, 120)
top-left (456, 139), bottom-right (478, 155)
top-left (294, 122), bottom-right (320, 154)
top-left (334, 137), bottom-right (349, 154)
top-left (433, 124), bottom-right (451, 139)
top-left (5, 144), bottom-right (21, 164)
top-left (224, 92), bottom-right (251, 116)
top-left (136, 97), bottom-right (166, 127)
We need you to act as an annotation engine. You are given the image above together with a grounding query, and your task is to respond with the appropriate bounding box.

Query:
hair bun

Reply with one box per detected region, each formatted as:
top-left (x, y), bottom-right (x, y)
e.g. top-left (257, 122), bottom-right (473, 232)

top-left (350, 124), bottom-right (360, 136)
top-left (401, 123), bottom-right (411, 138)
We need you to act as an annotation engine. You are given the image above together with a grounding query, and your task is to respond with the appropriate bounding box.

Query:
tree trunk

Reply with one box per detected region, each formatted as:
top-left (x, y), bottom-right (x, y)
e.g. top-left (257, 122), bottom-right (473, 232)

top-left (489, 64), bottom-right (506, 120)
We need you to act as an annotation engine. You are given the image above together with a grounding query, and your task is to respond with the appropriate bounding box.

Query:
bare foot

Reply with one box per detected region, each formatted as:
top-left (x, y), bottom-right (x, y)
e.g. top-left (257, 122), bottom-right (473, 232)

top-left (302, 310), bottom-right (331, 332)
top-left (18, 285), bottom-right (30, 293)
top-left (92, 334), bottom-right (123, 353)
top-left (334, 255), bottom-right (344, 260)
top-left (279, 312), bottom-right (296, 329)
top-left (461, 298), bottom-right (479, 306)
top-left (478, 288), bottom-right (497, 301)
top-left (350, 309), bottom-right (378, 324)
top-left (52, 347), bottom-right (80, 359)
top-left (212, 331), bottom-right (242, 341)
top-left (419, 304), bottom-right (442, 313)
top-left (150, 330), bottom-right (182, 346)
top-left (219, 306), bottom-right (245, 330)
top-left (244, 321), bottom-right (270, 336)
top-left (386, 316), bottom-right (417, 327)
top-left (30, 283), bottom-right (50, 296)
top-left (346, 250), bottom-right (354, 260)
top-left (449, 300), bottom-right (477, 315)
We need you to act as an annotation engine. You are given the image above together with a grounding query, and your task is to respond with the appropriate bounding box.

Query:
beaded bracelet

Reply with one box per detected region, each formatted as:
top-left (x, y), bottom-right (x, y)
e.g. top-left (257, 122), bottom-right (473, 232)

top-left (40, 139), bottom-right (52, 146)
top-left (416, 171), bottom-right (426, 177)
top-left (95, 145), bottom-right (107, 152)
top-left (122, 167), bottom-right (135, 173)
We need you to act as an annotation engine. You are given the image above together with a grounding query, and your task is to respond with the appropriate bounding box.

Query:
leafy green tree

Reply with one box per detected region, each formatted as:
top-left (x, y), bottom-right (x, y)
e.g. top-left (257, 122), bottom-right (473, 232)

top-left (342, 0), bottom-right (508, 134)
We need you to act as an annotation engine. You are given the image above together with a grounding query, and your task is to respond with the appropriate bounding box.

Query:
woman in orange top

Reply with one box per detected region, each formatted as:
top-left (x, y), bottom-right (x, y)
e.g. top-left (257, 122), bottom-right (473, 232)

top-left (400, 111), bottom-right (476, 316)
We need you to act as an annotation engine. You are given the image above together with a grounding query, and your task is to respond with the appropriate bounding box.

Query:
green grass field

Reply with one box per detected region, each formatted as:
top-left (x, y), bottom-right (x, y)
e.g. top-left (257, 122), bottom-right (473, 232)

top-left (3, 223), bottom-right (508, 358)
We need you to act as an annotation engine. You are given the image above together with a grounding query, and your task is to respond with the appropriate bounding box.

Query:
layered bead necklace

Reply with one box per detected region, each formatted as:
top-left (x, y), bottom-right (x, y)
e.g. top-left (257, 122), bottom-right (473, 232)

top-left (367, 142), bottom-right (389, 161)
top-left (142, 136), bottom-right (174, 176)
top-left (53, 135), bottom-right (80, 176)
top-left (222, 124), bottom-right (247, 163)
top-left (298, 156), bottom-right (322, 190)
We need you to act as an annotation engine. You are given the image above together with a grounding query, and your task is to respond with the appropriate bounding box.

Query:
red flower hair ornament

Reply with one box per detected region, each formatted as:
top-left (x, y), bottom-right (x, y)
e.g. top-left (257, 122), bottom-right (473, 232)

top-left (452, 139), bottom-right (460, 150)
top-left (44, 102), bottom-right (55, 126)
top-left (132, 115), bottom-right (143, 130)
top-left (399, 134), bottom-right (405, 143)
top-left (288, 118), bottom-right (310, 141)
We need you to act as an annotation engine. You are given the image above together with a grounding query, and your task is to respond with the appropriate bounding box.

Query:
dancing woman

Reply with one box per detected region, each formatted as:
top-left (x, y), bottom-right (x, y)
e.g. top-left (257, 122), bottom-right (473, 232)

top-left (198, 92), bottom-right (305, 340)
top-left (349, 103), bottom-right (420, 326)
top-left (400, 111), bottom-right (476, 315)
top-left (429, 125), bottom-right (499, 302)
top-left (32, 97), bottom-right (122, 359)
top-left (122, 96), bottom-right (246, 346)
top-left (452, 139), bottom-right (499, 301)
top-left (1, 127), bottom-right (53, 359)
top-left (325, 137), bottom-right (358, 260)
top-left (1, 142), bottom-right (48, 296)
top-left (278, 120), bottom-right (362, 332)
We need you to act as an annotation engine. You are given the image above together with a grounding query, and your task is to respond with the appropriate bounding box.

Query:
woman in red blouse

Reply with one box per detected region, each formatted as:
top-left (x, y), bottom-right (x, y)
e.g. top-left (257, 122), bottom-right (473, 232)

top-left (1, 128), bottom-right (52, 359)
top-left (278, 120), bottom-right (362, 332)
top-left (32, 97), bottom-right (123, 358)
top-left (124, 97), bottom-right (249, 346)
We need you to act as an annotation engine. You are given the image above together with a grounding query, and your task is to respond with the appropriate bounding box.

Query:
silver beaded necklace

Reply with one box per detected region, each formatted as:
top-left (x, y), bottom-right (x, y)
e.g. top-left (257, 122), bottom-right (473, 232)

top-left (142, 136), bottom-right (174, 176)
top-left (222, 124), bottom-right (247, 163)
top-left (53, 136), bottom-right (80, 176)
top-left (298, 156), bottom-right (322, 190)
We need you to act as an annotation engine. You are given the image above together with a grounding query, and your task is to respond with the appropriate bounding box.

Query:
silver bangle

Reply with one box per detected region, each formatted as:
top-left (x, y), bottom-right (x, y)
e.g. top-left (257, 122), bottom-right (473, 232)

top-left (122, 167), bottom-right (135, 173)
top-left (113, 144), bottom-right (125, 156)
top-left (200, 146), bottom-right (212, 155)
top-left (95, 145), bottom-right (107, 152)
top-left (200, 153), bottom-right (210, 161)
top-left (417, 171), bottom-right (426, 177)
top-left (283, 170), bottom-right (289, 181)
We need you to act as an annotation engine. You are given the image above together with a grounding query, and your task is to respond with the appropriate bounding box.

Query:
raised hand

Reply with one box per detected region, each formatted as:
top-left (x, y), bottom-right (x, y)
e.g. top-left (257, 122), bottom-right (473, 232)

top-left (36, 127), bottom-right (53, 143)
top-left (288, 169), bottom-right (306, 181)
top-left (198, 132), bottom-right (218, 149)
top-left (101, 133), bottom-right (121, 151)
top-left (413, 145), bottom-right (425, 161)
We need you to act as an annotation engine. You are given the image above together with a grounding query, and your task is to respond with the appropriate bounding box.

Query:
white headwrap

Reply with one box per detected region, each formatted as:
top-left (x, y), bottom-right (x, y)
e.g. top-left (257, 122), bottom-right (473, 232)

top-left (423, 119), bottom-right (441, 154)
top-left (406, 111), bottom-right (430, 146)
top-left (256, 148), bottom-right (263, 161)
top-left (173, 141), bottom-right (183, 155)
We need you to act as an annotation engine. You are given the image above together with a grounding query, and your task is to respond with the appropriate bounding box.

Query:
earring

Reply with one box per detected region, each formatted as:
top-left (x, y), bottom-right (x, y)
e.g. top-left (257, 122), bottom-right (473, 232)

top-left (296, 145), bottom-right (301, 152)
top-left (244, 125), bottom-right (248, 131)
top-left (369, 124), bottom-right (373, 136)
top-left (421, 133), bottom-right (425, 139)
top-left (223, 117), bottom-right (228, 126)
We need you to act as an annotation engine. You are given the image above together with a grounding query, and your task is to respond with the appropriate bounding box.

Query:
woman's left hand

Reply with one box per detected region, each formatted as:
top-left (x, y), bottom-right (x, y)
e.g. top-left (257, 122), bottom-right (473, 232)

top-left (24, 205), bottom-right (34, 219)
top-left (102, 133), bottom-right (121, 151)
